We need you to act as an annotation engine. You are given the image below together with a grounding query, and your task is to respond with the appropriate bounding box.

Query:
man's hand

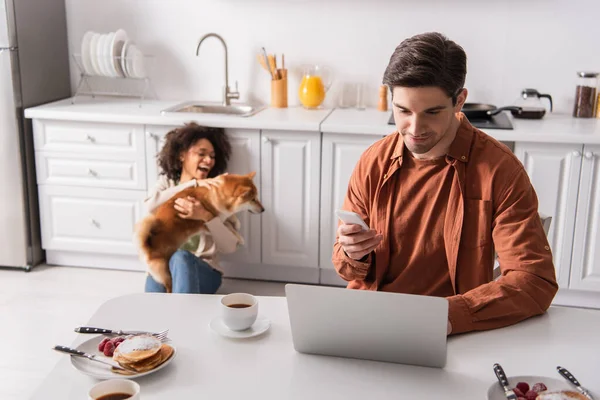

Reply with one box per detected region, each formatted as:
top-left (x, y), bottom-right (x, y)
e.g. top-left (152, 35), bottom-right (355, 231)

top-left (174, 196), bottom-right (214, 221)
top-left (337, 223), bottom-right (382, 261)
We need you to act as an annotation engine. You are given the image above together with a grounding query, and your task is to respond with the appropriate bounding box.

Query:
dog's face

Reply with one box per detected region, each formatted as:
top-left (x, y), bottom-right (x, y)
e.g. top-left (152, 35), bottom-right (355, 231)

top-left (222, 172), bottom-right (265, 215)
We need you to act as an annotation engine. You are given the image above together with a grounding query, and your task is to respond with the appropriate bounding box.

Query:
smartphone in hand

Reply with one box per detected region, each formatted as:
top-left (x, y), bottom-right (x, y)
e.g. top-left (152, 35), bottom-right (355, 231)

top-left (335, 210), bottom-right (369, 231)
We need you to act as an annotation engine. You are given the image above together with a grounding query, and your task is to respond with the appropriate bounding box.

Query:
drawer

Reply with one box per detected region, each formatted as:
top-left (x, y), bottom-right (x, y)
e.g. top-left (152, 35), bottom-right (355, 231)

top-left (36, 152), bottom-right (146, 190)
top-left (38, 185), bottom-right (147, 255)
top-left (33, 120), bottom-right (145, 155)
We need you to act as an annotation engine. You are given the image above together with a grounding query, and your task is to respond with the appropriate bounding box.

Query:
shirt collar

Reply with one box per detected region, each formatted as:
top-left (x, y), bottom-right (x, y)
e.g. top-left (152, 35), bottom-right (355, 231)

top-left (390, 112), bottom-right (474, 163)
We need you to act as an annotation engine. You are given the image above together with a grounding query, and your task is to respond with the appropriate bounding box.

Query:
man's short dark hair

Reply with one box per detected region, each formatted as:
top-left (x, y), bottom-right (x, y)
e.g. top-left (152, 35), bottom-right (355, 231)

top-left (383, 32), bottom-right (467, 104)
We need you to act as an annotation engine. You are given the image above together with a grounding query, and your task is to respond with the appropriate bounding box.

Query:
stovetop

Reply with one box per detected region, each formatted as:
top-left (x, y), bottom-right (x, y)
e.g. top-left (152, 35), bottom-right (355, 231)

top-left (387, 111), bottom-right (514, 130)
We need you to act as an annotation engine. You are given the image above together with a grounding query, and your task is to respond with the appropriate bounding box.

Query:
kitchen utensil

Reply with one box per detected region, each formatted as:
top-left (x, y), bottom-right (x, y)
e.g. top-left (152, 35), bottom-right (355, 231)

top-left (53, 345), bottom-right (136, 372)
top-left (267, 54), bottom-right (279, 80)
top-left (461, 103), bottom-right (522, 119)
top-left (298, 64), bottom-right (333, 109)
top-left (511, 89), bottom-right (553, 119)
top-left (573, 71), bottom-right (598, 118)
top-left (557, 366), bottom-right (594, 399)
top-left (261, 47), bottom-right (273, 80)
top-left (74, 327), bottom-right (169, 340)
top-left (493, 363), bottom-right (518, 400)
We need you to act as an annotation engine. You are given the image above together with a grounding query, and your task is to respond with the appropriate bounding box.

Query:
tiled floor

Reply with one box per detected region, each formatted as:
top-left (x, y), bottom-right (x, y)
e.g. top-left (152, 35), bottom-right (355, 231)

top-left (0, 265), bottom-right (285, 400)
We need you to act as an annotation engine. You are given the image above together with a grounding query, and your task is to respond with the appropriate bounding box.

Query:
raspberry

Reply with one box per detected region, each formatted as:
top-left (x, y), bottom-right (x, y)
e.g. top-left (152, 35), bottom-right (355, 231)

top-left (103, 341), bottom-right (115, 357)
top-left (531, 383), bottom-right (548, 393)
top-left (513, 388), bottom-right (525, 397)
top-left (98, 337), bottom-right (110, 352)
top-left (516, 382), bottom-right (530, 394)
top-left (517, 398), bottom-right (526, 400)
top-left (525, 390), bottom-right (538, 400)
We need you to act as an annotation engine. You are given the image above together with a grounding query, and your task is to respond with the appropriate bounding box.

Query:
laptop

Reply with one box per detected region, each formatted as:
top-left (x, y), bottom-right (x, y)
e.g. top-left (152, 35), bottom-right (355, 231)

top-left (285, 284), bottom-right (448, 368)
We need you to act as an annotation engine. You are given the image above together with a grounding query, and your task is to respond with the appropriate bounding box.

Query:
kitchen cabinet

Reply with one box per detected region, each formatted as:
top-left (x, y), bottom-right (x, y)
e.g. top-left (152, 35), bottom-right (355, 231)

top-left (319, 133), bottom-right (382, 286)
top-left (570, 145), bottom-right (600, 291)
top-left (515, 142), bottom-right (583, 288)
top-left (260, 130), bottom-right (321, 269)
top-left (144, 125), bottom-right (173, 194)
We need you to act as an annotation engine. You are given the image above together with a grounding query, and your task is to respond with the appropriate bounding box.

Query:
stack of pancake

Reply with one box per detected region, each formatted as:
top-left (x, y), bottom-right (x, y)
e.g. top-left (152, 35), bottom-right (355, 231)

top-left (111, 334), bottom-right (173, 374)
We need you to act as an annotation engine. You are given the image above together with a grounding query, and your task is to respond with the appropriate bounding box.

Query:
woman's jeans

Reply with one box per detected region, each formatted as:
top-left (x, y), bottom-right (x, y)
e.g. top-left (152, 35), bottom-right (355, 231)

top-left (144, 250), bottom-right (222, 294)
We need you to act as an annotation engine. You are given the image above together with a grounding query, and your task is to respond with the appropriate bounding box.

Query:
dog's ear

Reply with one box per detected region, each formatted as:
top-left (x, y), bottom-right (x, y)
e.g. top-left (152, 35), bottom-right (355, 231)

top-left (246, 171), bottom-right (256, 179)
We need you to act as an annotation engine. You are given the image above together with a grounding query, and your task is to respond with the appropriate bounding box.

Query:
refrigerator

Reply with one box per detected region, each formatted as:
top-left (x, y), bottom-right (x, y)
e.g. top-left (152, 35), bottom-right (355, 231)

top-left (0, 0), bottom-right (70, 269)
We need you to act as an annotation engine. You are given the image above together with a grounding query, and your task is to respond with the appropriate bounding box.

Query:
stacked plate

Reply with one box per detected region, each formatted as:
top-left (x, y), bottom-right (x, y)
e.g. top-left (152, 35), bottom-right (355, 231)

top-left (80, 29), bottom-right (146, 79)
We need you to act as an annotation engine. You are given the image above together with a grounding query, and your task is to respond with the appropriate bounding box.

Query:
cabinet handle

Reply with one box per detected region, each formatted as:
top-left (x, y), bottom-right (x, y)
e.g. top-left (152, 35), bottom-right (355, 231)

top-left (585, 152), bottom-right (594, 159)
top-left (90, 219), bottom-right (99, 227)
top-left (262, 136), bottom-right (270, 143)
top-left (572, 151), bottom-right (581, 157)
top-left (146, 132), bottom-right (158, 141)
top-left (86, 134), bottom-right (96, 143)
top-left (87, 168), bottom-right (97, 177)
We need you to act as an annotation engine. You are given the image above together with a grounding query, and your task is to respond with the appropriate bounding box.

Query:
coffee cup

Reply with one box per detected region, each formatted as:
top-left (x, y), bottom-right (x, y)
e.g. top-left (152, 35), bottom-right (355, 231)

top-left (88, 379), bottom-right (140, 400)
top-left (221, 293), bottom-right (258, 331)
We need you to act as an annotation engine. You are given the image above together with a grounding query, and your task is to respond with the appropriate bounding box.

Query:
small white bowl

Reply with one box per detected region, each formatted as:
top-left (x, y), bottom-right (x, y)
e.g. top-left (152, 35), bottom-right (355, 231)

top-left (88, 378), bottom-right (140, 400)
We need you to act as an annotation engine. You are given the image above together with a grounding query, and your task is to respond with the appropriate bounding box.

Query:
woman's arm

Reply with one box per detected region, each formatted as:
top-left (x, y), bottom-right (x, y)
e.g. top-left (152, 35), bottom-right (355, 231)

top-left (145, 176), bottom-right (196, 213)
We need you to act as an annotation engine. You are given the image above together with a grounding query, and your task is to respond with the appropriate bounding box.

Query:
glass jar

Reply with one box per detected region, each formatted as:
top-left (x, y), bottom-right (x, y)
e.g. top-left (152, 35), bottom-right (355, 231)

top-left (573, 71), bottom-right (598, 118)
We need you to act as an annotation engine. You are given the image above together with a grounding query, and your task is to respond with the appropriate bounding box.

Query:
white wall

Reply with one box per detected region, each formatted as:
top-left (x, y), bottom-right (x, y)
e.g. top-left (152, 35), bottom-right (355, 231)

top-left (65, 0), bottom-right (600, 113)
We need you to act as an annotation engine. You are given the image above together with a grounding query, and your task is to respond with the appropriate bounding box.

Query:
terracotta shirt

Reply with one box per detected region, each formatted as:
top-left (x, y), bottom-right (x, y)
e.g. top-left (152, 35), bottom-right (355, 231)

top-left (332, 113), bottom-right (558, 335)
top-left (382, 151), bottom-right (454, 297)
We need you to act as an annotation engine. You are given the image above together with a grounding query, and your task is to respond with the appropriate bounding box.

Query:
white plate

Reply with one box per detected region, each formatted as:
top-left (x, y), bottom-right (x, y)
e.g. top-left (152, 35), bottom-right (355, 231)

top-left (88, 33), bottom-right (101, 76)
top-left (80, 31), bottom-right (95, 75)
top-left (120, 40), bottom-right (131, 77)
top-left (111, 29), bottom-right (128, 77)
top-left (103, 32), bottom-right (116, 77)
top-left (487, 375), bottom-right (595, 399)
top-left (126, 43), bottom-right (146, 79)
top-left (210, 316), bottom-right (270, 339)
top-left (70, 335), bottom-right (176, 380)
top-left (95, 34), bottom-right (108, 76)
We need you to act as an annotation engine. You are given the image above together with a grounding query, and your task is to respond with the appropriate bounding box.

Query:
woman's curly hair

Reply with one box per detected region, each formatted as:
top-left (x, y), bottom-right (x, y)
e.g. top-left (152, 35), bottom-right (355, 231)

top-left (157, 122), bottom-right (232, 182)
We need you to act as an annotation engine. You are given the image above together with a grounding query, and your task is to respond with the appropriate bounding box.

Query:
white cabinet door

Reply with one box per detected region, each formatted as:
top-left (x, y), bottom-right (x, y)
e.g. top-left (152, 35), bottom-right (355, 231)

top-left (38, 185), bottom-right (146, 255)
top-left (570, 145), bottom-right (600, 291)
top-left (515, 142), bottom-right (583, 288)
top-left (144, 125), bottom-right (175, 193)
top-left (220, 129), bottom-right (261, 265)
top-left (319, 133), bottom-right (381, 280)
top-left (261, 130), bottom-right (321, 268)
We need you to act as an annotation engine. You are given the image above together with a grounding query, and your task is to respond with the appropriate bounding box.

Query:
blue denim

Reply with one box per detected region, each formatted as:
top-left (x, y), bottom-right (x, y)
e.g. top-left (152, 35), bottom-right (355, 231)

top-left (144, 250), bottom-right (222, 294)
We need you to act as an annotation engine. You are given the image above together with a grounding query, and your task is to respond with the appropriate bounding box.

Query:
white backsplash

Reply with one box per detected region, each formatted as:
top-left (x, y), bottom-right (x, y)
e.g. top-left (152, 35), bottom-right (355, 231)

top-left (65, 0), bottom-right (600, 113)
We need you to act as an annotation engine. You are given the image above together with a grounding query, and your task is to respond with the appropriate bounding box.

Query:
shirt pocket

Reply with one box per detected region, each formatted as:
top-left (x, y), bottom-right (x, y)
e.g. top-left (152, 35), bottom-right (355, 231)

top-left (460, 199), bottom-right (492, 248)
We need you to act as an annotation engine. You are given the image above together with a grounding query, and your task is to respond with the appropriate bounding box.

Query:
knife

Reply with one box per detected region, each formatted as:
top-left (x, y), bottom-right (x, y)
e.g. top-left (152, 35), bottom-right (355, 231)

top-left (53, 345), bottom-right (136, 373)
top-left (74, 326), bottom-right (151, 336)
top-left (493, 363), bottom-right (518, 400)
top-left (557, 366), bottom-right (594, 400)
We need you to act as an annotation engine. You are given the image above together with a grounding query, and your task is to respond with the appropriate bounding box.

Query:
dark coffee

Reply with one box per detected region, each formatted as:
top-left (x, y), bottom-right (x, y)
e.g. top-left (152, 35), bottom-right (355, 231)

top-left (96, 393), bottom-right (132, 400)
top-left (228, 303), bottom-right (251, 308)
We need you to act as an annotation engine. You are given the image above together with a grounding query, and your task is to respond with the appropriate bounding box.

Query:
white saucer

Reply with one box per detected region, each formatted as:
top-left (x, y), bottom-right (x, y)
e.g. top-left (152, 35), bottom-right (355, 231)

top-left (210, 316), bottom-right (270, 339)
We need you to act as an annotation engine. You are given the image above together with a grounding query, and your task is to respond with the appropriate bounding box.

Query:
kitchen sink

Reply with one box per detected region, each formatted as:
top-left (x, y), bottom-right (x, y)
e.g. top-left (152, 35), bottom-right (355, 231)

top-left (161, 102), bottom-right (265, 117)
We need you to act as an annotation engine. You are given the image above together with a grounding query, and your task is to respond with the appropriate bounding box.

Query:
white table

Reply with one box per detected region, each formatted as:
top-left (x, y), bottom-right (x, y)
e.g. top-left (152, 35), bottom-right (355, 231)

top-left (31, 294), bottom-right (600, 399)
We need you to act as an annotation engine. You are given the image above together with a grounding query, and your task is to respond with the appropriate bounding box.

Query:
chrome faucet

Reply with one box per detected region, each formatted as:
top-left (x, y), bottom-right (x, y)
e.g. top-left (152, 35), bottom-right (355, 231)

top-left (196, 33), bottom-right (239, 106)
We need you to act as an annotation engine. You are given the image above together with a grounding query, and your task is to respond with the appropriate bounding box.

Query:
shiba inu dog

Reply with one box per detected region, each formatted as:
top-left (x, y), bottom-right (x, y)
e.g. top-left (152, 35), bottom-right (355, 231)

top-left (135, 172), bottom-right (264, 292)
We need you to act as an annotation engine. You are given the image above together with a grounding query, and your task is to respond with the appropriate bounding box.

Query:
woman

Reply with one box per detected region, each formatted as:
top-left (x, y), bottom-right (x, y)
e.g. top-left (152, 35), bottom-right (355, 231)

top-left (144, 122), bottom-right (241, 294)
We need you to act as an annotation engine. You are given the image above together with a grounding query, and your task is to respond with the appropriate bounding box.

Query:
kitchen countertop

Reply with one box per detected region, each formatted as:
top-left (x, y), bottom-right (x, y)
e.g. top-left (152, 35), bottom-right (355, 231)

top-left (321, 108), bottom-right (600, 144)
top-left (25, 97), bottom-right (600, 144)
top-left (24, 96), bottom-right (333, 132)
top-left (31, 294), bottom-right (600, 399)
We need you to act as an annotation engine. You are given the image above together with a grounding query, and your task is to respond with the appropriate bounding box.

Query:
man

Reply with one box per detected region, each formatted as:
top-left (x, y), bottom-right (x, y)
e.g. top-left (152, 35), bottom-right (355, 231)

top-left (332, 32), bottom-right (558, 335)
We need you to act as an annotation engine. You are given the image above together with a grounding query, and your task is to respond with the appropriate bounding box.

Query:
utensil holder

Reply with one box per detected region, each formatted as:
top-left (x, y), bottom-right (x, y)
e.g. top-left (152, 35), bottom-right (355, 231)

top-left (271, 77), bottom-right (288, 108)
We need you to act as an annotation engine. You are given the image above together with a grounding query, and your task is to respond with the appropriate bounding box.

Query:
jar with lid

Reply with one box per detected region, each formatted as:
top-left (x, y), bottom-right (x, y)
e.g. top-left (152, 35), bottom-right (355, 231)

top-left (573, 71), bottom-right (598, 118)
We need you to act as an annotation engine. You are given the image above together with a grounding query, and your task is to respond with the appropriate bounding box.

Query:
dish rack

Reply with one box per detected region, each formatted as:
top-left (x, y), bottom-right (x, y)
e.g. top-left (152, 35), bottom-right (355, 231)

top-left (71, 53), bottom-right (158, 106)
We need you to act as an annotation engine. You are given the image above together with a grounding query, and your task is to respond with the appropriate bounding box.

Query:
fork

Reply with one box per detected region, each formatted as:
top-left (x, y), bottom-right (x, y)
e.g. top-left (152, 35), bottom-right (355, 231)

top-left (75, 327), bottom-right (169, 341)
